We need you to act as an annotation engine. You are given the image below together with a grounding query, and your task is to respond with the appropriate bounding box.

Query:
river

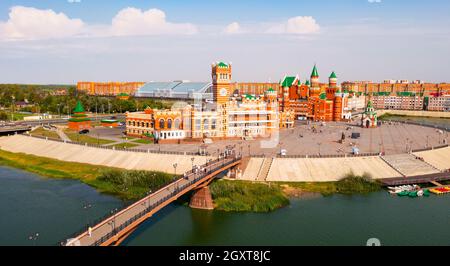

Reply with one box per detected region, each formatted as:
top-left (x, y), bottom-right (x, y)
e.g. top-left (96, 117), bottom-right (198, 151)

top-left (1, 166), bottom-right (449, 246)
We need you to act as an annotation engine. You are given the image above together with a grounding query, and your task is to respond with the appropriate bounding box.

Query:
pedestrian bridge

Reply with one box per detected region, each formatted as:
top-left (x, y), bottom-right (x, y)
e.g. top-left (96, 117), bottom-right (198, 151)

top-left (62, 154), bottom-right (241, 246)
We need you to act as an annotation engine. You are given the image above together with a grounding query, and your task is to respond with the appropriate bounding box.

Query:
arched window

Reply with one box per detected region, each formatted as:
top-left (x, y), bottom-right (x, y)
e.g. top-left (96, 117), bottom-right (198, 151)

top-left (159, 119), bottom-right (165, 129)
top-left (133, 121), bottom-right (136, 126)
top-left (211, 119), bottom-right (216, 130)
top-left (174, 119), bottom-right (180, 129)
top-left (167, 119), bottom-right (172, 129)
top-left (146, 122), bottom-right (149, 128)
top-left (203, 119), bottom-right (209, 130)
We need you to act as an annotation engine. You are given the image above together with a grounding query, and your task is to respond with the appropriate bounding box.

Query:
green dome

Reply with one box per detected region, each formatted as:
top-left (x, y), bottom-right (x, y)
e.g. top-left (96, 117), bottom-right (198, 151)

top-left (305, 80), bottom-right (310, 86)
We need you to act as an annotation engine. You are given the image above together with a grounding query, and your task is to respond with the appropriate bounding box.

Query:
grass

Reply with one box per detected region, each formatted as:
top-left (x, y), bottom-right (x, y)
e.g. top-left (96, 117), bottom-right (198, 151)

top-left (209, 179), bottom-right (289, 212)
top-left (132, 138), bottom-right (153, 144)
top-left (63, 129), bottom-right (115, 145)
top-left (30, 127), bottom-right (60, 140)
top-left (0, 149), bottom-right (172, 200)
top-left (278, 172), bottom-right (382, 196)
top-left (112, 142), bottom-right (139, 149)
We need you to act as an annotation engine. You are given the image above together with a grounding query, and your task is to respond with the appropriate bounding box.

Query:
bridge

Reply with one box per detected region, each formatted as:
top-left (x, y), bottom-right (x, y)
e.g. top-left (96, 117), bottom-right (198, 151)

top-left (62, 153), bottom-right (242, 246)
top-left (0, 125), bottom-right (32, 135)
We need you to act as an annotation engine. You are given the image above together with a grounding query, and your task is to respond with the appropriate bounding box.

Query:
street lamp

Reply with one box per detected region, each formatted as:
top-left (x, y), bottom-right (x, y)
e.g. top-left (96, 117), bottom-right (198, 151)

top-left (28, 232), bottom-right (39, 246)
top-left (191, 157), bottom-right (195, 170)
top-left (317, 142), bottom-right (322, 156)
top-left (83, 203), bottom-right (93, 227)
top-left (173, 163), bottom-right (178, 177)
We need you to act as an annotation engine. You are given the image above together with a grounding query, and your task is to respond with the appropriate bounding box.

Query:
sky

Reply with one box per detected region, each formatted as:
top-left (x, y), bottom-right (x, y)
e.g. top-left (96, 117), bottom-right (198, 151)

top-left (0, 0), bottom-right (449, 84)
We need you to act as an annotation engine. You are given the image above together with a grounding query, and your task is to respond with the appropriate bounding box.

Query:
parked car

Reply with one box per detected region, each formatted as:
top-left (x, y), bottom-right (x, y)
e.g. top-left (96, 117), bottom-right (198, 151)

top-left (79, 129), bottom-right (89, 134)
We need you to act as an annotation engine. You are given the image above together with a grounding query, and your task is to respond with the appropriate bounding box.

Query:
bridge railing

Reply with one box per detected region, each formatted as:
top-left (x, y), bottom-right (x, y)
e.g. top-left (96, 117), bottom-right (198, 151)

top-left (60, 155), bottom-right (241, 246)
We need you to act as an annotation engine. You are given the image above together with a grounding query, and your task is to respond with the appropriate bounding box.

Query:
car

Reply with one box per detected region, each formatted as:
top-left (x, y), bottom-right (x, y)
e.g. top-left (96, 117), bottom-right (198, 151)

top-left (79, 129), bottom-right (90, 134)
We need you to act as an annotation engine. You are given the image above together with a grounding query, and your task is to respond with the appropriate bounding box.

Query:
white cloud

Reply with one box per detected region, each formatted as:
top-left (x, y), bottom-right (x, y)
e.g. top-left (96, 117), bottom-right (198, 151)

top-left (0, 6), bottom-right (198, 41)
top-left (223, 22), bottom-right (243, 34)
top-left (110, 7), bottom-right (198, 36)
top-left (0, 6), bottom-right (84, 40)
top-left (368, 0), bottom-right (382, 3)
top-left (267, 16), bottom-right (320, 34)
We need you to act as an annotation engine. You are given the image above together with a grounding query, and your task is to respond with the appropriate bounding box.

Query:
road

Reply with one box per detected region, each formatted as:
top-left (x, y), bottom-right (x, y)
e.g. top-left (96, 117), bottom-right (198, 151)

top-left (65, 154), bottom-right (238, 246)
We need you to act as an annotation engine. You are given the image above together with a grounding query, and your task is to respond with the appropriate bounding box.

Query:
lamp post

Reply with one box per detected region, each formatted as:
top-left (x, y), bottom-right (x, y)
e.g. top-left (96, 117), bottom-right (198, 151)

top-left (173, 163), bottom-right (178, 177)
top-left (317, 142), bottom-right (322, 156)
top-left (11, 96), bottom-right (15, 121)
top-left (28, 232), bottom-right (39, 246)
top-left (191, 157), bottom-right (195, 171)
top-left (83, 203), bottom-right (93, 227)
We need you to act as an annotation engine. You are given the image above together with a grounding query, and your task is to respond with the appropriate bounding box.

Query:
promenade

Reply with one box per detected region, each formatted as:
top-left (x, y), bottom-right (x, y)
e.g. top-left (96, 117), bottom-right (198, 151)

top-left (0, 134), bottom-right (449, 182)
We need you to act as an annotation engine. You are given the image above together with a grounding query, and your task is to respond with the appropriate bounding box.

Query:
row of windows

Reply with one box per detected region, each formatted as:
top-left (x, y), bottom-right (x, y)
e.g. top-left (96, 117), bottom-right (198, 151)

top-left (128, 119), bottom-right (181, 129)
top-left (219, 73), bottom-right (230, 79)
top-left (194, 119), bottom-right (217, 130)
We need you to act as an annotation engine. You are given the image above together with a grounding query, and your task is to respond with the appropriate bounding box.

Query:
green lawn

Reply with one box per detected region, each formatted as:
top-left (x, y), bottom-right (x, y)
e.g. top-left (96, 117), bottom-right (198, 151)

top-left (63, 129), bottom-right (115, 145)
top-left (112, 142), bottom-right (139, 149)
top-left (30, 127), bottom-right (60, 140)
top-left (132, 138), bottom-right (153, 144)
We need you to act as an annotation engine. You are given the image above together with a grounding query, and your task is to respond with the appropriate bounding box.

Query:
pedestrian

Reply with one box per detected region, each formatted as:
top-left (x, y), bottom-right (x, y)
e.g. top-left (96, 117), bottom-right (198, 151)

top-left (88, 227), bottom-right (92, 237)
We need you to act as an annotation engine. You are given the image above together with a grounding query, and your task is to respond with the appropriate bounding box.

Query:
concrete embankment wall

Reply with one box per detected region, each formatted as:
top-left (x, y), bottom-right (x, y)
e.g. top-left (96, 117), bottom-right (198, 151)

top-left (1, 135), bottom-right (449, 182)
top-left (413, 147), bottom-right (450, 171)
top-left (0, 135), bottom-right (211, 174)
top-left (377, 109), bottom-right (450, 118)
top-left (241, 156), bottom-right (400, 182)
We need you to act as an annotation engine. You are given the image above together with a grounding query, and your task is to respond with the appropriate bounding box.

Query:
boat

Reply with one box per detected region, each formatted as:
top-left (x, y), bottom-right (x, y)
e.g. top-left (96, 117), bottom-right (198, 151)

top-left (408, 191), bottom-right (418, 198)
top-left (397, 191), bottom-right (409, 197)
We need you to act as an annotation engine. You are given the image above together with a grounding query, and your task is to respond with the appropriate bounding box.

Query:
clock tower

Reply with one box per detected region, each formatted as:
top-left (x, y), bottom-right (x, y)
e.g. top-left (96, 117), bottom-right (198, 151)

top-left (211, 61), bottom-right (232, 105)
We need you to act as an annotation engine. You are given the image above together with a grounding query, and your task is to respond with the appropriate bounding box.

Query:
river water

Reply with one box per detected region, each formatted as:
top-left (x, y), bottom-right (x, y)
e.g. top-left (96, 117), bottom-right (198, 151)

top-left (1, 166), bottom-right (449, 246)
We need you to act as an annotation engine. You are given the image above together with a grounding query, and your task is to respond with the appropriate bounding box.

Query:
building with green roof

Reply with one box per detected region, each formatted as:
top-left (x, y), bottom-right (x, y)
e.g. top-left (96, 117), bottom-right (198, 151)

top-left (68, 100), bottom-right (91, 131)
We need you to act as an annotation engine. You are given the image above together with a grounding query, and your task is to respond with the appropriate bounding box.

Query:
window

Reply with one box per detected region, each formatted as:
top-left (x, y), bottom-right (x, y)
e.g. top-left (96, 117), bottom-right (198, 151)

top-left (167, 119), bottom-right (172, 129)
top-left (203, 119), bottom-right (209, 130)
top-left (159, 119), bottom-right (165, 129)
top-left (133, 121), bottom-right (136, 126)
top-left (146, 122), bottom-right (149, 128)
top-left (174, 119), bottom-right (180, 129)
top-left (211, 119), bottom-right (216, 130)
top-left (195, 119), bottom-right (201, 130)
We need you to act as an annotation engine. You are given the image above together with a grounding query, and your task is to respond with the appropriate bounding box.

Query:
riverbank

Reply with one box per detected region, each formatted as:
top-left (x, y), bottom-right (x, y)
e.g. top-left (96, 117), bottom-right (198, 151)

top-left (209, 173), bottom-right (382, 212)
top-left (0, 148), bottom-right (384, 213)
top-left (0, 149), bottom-right (172, 200)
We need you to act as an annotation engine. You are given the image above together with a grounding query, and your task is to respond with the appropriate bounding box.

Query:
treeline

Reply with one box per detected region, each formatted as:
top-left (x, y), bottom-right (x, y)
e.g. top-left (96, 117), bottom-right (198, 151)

top-left (0, 84), bottom-right (172, 116)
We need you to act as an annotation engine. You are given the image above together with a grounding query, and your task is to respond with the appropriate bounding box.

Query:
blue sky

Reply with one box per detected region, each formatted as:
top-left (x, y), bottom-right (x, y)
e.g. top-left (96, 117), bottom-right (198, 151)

top-left (0, 0), bottom-right (449, 84)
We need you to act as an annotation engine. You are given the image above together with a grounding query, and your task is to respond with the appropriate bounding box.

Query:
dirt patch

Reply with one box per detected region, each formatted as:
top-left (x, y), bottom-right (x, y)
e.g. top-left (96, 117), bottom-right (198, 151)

top-left (281, 184), bottom-right (321, 199)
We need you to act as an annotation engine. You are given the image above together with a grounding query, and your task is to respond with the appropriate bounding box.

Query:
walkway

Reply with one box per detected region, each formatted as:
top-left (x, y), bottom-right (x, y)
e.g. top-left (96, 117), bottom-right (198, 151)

top-left (64, 155), bottom-right (241, 246)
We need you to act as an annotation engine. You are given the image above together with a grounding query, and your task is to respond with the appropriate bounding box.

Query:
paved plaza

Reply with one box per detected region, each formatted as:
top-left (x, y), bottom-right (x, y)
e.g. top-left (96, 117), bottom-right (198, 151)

top-left (86, 121), bottom-right (448, 157)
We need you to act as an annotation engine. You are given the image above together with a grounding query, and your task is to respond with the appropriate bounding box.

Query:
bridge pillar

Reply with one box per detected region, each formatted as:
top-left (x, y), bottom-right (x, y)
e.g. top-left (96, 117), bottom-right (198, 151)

top-left (189, 186), bottom-right (214, 210)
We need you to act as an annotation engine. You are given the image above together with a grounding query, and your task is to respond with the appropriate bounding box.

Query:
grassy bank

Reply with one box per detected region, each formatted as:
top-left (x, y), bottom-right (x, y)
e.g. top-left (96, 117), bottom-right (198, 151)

top-left (0, 149), bottom-right (172, 200)
top-left (279, 172), bottom-right (382, 196)
top-left (112, 142), bottom-right (139, 149)
top-left (210, 180), bottom-right (289, 212)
